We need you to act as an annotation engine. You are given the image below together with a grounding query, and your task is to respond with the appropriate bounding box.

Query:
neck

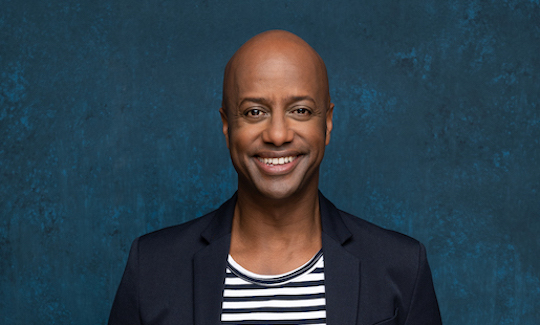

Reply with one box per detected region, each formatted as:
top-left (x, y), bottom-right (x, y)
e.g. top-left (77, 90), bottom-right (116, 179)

top-left (229, 184), bottom-right (322, 274)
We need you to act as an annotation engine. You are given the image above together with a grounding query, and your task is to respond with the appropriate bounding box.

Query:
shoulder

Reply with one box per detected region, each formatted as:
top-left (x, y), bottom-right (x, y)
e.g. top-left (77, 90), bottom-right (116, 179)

top-left (338, 209), bottom-right (426, 269)
top-left (340, 209), bottom-right (420, 247)
top-left (134, 209), bottom-right (217, 256)
top-left (327, 209), bottom-right (441, 324)
top-left (129, 194), bottom-right (236, 261)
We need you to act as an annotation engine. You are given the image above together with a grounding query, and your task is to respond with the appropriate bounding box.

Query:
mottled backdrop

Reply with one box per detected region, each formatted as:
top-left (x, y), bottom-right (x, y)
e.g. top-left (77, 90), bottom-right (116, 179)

top-left (1, 0), bottom-right (538, 324)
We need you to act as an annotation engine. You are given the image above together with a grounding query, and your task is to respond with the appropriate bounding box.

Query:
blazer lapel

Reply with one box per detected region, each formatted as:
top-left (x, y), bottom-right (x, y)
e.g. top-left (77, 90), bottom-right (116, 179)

top-left (193, 194), bottom-right (236, 325)
top-left (193, 234), bottom-right (231, 325)
top-left (320, 193), bottom-right (361, 325)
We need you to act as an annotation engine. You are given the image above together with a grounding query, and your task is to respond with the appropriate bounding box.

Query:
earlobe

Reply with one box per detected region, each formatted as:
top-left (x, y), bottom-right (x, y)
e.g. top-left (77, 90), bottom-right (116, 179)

top-left (325, 103), bottom-right (334, 145)
top-left (219, 107), bottom-right (230, 148)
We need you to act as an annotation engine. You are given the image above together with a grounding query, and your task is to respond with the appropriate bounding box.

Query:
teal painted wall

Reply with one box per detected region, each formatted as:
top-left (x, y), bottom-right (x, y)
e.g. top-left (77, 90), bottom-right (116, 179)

top-left (1, 0), bottom-right (539, 324)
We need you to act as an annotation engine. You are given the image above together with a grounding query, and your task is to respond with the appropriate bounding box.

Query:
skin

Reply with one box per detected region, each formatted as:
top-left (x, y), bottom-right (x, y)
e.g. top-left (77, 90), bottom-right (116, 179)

top-left (220, 30), bottom-right (334, 274)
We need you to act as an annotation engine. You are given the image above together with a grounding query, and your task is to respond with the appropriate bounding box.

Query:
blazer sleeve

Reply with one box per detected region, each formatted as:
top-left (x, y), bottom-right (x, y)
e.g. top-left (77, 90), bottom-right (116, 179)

top-left (403, 243), bottom-right (442, 325)
top-left (108, 238), bottom-right (142, 325)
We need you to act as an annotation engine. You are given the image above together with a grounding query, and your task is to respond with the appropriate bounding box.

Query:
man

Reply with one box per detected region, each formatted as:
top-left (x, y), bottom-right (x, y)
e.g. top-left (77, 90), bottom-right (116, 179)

top-left (109, 30), bottom-right (442, 325)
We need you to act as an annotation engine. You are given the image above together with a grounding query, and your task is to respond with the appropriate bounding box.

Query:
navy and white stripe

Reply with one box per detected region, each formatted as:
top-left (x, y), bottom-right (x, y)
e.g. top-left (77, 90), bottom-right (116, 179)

top-left (221, 250), bottom-right (326, 325)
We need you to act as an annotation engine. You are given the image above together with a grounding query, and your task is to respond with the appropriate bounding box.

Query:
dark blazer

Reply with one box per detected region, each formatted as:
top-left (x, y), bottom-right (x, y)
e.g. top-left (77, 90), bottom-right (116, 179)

top-left (109, 192), bottom-right (442, 325)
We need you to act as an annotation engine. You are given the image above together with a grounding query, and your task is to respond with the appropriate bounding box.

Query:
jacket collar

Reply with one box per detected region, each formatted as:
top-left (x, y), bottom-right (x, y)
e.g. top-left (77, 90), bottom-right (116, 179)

top-left (200, 192), bottom-right (237, 243)
top-left (194, 191), bottom-right (360, 325)
top-left (319, 191), bottom-right (353, 244)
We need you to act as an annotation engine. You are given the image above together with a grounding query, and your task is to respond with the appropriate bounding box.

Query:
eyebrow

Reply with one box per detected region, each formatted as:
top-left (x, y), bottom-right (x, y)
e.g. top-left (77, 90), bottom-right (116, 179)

top-left (238, 96), bottom-right (316, 107)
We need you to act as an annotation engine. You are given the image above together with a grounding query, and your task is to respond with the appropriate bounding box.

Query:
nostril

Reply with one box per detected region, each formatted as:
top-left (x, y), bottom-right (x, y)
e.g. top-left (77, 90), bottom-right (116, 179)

top-left (262, 127), bottom-right (294, 147)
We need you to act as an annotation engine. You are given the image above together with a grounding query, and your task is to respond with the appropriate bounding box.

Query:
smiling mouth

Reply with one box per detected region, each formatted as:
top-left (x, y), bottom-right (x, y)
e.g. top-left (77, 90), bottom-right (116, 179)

top-left (257, 155), bottom-right (298, 166)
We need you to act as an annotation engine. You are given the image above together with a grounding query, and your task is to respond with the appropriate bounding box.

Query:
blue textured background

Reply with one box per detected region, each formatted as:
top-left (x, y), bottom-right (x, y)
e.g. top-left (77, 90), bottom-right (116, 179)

top-left (1, 1), bottom-right (539, 324)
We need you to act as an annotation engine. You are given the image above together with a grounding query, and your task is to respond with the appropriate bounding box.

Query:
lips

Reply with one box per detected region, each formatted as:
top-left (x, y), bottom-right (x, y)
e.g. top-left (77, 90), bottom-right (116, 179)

top-left (256, 155), bottom-right (297, 166)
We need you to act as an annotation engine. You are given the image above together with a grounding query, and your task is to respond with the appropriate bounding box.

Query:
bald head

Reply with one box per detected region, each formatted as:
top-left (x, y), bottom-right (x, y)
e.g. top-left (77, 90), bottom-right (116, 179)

top-left (218, 30), bottom-right (334, 201)
top-left (222, 30), bottom-right (330, 112)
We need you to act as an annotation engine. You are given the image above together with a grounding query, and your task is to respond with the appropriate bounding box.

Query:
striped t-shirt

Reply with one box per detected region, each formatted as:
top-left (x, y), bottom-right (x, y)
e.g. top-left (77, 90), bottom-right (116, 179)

top-left (221, 250), bottom-right (326, 325)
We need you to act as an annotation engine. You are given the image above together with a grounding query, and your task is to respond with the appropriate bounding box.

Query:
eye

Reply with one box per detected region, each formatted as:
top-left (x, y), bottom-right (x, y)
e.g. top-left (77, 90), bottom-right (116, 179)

top-left (244, 108), bottom-right (266, 118)
top-left (294, 108), bottom-right (310, 115)
top-left (290, 107), bottom-right (312, 119)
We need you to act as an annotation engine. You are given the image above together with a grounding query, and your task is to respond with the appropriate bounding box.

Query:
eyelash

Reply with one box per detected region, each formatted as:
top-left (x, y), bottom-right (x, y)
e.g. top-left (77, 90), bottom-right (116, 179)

top-left (245, 109), bottom-right (266, 117)
top-left (243, 107), bottom-right (312, 118)
top-left (293, 108), bottom-right (310, 115)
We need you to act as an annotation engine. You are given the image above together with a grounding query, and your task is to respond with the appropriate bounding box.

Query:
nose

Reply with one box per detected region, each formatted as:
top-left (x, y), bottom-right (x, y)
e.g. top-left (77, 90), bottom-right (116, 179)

top-left (261, 114), bottom-right (294, 147)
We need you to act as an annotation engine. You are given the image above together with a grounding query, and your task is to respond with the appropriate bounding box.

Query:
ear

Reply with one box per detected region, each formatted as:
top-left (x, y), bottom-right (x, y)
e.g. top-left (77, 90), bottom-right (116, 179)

top-left (219, 107), bottom-right (230, 148)
top-left (325, 103), bottom-right (334, 146)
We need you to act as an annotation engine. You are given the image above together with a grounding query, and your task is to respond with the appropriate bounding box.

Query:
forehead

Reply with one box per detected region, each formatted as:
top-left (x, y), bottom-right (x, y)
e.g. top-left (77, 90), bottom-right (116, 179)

top-left (231, 50), bottom-right (326, 104)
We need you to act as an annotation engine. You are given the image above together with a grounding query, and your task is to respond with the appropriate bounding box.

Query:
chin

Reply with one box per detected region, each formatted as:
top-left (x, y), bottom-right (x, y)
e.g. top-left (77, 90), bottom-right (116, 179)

top-left (254, 182), bottom-right (304, 201)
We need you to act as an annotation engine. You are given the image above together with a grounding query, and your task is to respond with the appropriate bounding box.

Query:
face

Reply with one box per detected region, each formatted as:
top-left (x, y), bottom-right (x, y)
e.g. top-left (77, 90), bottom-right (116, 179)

top-left (220, 50), bottom-right (334, 201)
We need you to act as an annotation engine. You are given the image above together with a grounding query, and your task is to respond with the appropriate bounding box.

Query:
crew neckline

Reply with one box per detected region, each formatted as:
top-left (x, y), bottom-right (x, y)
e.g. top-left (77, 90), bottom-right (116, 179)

top-left (227, 249), bottom-right (323, 286)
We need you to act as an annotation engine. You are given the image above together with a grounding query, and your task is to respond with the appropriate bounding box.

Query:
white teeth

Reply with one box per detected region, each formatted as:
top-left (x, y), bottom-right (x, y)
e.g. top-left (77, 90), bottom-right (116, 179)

top-left (258, 156), bottom-right (296, 166)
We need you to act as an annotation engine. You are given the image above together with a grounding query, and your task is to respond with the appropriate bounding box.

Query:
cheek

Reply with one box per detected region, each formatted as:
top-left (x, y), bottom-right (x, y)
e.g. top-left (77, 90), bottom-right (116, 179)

top-left (299, 123), bottom-right (328, 144)
top-left (229, 127), bottom-right (260, 154)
